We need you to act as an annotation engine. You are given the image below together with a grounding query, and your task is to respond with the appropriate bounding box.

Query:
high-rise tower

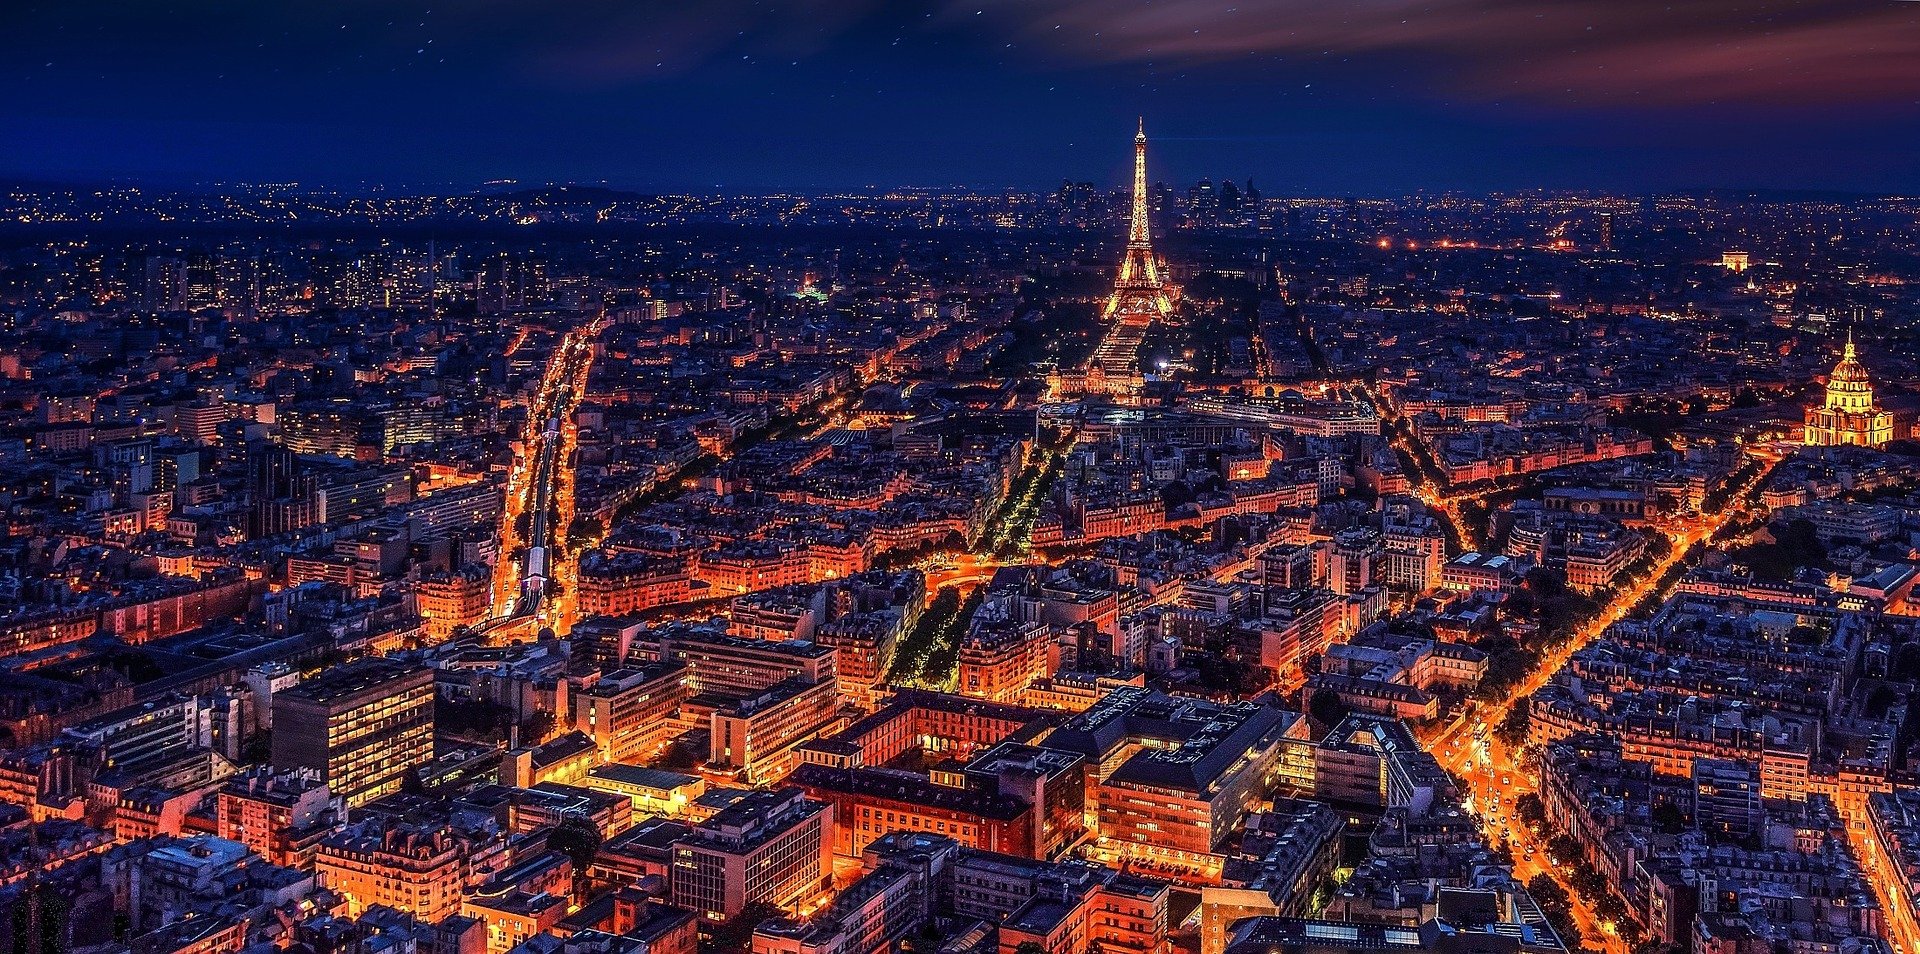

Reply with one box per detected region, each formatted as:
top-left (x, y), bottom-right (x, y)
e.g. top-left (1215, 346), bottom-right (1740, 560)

top-left (1105, 118), bottom-right (1172, 319)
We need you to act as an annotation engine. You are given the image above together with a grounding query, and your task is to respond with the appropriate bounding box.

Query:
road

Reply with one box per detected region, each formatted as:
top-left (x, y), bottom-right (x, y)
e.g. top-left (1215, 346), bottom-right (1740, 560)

top-left (923, 555), bottom-right (1002, 594)
top-left (485, 316), bottom-right (604, 637)
top-left (1449, 727), bottom-right (1623, 952)
top-left (1416, 449), bottom-right (1773, 953)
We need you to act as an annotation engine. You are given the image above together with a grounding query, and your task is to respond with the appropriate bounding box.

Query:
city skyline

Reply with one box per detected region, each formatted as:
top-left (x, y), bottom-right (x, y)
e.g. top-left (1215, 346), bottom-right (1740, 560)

top-left (6, 10), bottom-right (1920, 954)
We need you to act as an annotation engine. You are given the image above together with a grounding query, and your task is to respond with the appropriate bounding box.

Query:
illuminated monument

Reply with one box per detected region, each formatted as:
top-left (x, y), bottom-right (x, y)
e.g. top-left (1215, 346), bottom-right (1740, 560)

top-left (1104, 118), bottom-right (1173, 320)
top-left (1805, 332), bottom-right (1893, 447)
top-left (1073, 119), bottom-right (1175, 400)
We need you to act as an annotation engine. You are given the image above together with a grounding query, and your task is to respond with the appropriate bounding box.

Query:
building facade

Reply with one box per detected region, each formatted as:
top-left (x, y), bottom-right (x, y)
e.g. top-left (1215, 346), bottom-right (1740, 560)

top-left (669, 788), bottom-right (833, 921)
top-left (1805, 334), bottom-right (1893, 447)
top-left (270, 658), bottom-right (435, 808)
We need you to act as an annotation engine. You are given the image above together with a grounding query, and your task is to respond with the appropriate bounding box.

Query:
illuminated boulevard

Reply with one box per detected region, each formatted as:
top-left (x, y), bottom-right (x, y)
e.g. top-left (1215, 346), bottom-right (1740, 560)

top-left (1415, 446), bottom-right (1777, 954)
top-left (487, 317), bottom-right (606, 638)
top-left (3, 7), bottom-right (1917, 954)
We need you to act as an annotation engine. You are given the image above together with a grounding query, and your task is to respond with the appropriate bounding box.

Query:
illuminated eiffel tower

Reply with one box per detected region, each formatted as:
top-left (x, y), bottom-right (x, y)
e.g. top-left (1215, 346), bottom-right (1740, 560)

top-left (1104, 118), bottom-right (1172, 319)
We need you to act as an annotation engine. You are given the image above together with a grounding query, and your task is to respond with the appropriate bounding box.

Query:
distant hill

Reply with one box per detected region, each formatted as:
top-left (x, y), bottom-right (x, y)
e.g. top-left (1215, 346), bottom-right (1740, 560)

top-left (480, 184), bottom-right (653, 203)
top-left (1688, 187), bottom-right (1889, 204)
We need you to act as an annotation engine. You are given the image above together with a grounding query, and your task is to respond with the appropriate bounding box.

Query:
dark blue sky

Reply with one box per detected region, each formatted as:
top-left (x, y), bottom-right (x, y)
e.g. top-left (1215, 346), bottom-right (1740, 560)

top-left (4, 1), bottom-right (1919, 194)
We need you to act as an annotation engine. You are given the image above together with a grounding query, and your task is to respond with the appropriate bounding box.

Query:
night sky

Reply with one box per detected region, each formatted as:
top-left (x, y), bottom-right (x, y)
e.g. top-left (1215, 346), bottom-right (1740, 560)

top-left (5, 0), bottom-right (1920, 195)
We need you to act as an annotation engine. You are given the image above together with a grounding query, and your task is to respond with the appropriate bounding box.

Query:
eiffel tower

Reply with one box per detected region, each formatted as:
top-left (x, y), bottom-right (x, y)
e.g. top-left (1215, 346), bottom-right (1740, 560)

top-left (1104, 118), bottom-right (1172, 320)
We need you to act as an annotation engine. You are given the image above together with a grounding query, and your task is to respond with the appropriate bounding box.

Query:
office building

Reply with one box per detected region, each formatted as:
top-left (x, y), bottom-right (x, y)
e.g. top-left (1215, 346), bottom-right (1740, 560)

top-left (670, 787), bottom-right (832, 921)
top-left (270, 658), bottom-right (434, 807)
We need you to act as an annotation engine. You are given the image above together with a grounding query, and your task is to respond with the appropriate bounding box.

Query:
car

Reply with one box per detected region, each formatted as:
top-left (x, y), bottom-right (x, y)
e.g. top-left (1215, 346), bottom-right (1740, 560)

top-left (1501, 775), bottom-right (1511, 785)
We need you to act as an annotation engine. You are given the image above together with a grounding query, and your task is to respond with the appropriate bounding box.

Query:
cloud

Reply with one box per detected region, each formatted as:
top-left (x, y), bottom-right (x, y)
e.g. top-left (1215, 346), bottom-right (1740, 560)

top-left (952, 0), bottom-right (1920, 106)
top-left (11, 0), bottom-right (1916, 108)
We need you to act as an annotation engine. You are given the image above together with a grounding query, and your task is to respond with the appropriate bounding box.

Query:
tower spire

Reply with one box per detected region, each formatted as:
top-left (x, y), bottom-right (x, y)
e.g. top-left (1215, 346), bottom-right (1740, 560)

top-left (1101, 119), bottom-right (1172, 324)
top-left (1084, 119), bottom-right (1176, 397)
top-left (1128, 119), bottom-right (1151, 248)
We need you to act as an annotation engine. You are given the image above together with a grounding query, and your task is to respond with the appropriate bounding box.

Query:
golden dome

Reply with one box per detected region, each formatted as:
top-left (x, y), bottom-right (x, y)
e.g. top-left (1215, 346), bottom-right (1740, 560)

top-left (1830, 334), bottom-right (1870, 385)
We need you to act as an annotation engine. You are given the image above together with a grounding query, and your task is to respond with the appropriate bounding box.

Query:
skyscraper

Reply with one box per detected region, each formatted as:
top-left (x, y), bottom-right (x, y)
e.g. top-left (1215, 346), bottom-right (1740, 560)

top-left (144, 255), bottom-right (187, 311)
top-left (184, 252), bottom-right (220, 309)
top-left (246, 442), bottom-right (320, 538)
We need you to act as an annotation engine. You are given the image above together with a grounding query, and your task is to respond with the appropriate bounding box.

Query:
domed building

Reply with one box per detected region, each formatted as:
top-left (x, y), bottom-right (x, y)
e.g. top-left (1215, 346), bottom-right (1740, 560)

top-left (1805, 333), bottom-right (1893, 447)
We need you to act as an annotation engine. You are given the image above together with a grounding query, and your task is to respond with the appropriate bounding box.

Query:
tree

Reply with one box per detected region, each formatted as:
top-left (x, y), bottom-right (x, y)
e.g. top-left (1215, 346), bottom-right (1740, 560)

top-left (1455, 500), bottom-right (1492, 549)
top-left (1159, 480), bottom-right (1197, 510)
top-left (1514, 792), bottom-right (1546, 829)
top-left (1866, 684), bottom-right (1899, 719)
top-left (1897, 643), bottom-right (1920, 682)
top-left (919, 587), bottom-right (986, 685)
top-left (1651, 802), bottom-right (1688, 835)
top-left (1557, 922), bottom-right (1584, 953)
top-left (1014, 943), bottom-right (1048, 954)
top-left (1475, 647), bottom-right (1539, 702)
top-left (1785, 623), bottom-right (1826, 646)
top-left (438, 697), bottom-right (514, 739)
top-left (1525, 873), bottom-right (1581, 952)
top-left (1524, 566), bottom-right (1569, 600)
top-left (891, 585), bottom-right (963, 681)
top-left (1509, 568), bottom-right (1599, 645)
top-left (239, 731), bottom-right (272, 765)
top-left (1547, 834), bottom-right (1582, 866)
top-left (549, 816), bottom-right (603, 873)
top-left (1309, 688), bottom-right (1350, 729)
top-left (1730, 518), bottom-right (1825, 580)
top-left (518, 710), bottom-right (556, 746)
top-left (1496, 696), bottom-right (1532, 745)
top-left (702, 902), bottom-right (785, 954)
top-left (1526, 873), bottom-right (1571, 915)
top-left (567, 514), bottom-right (605, 551)
top-left (653, 740), bottom-right (700, 771)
